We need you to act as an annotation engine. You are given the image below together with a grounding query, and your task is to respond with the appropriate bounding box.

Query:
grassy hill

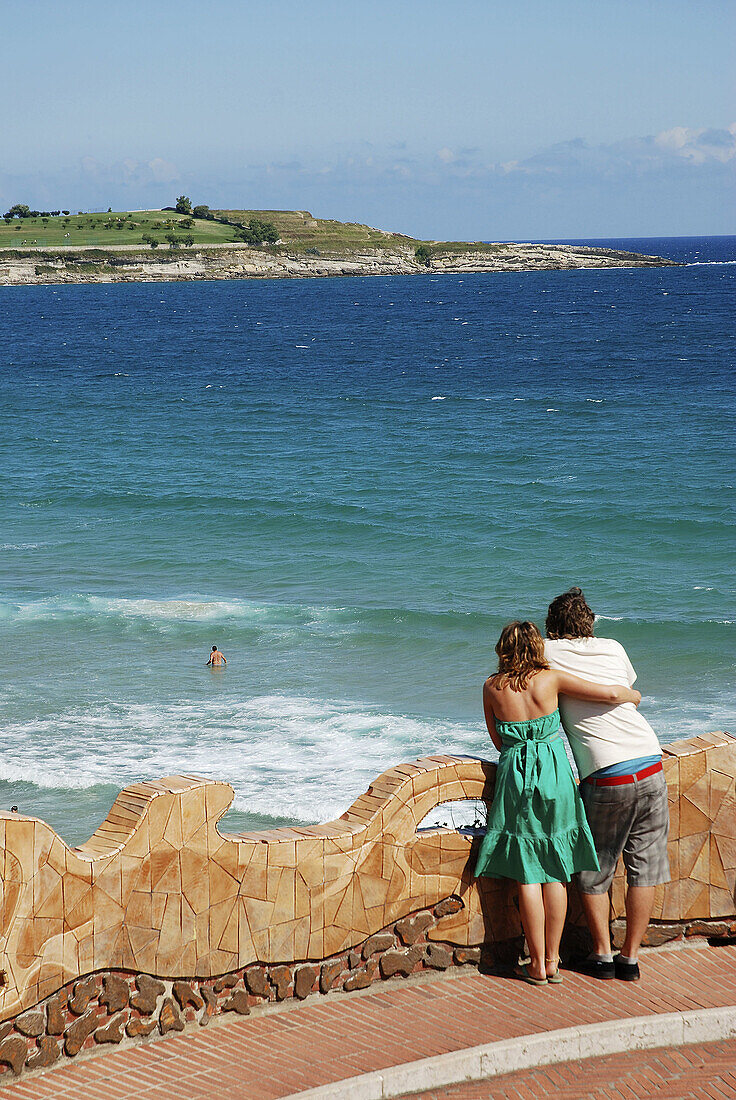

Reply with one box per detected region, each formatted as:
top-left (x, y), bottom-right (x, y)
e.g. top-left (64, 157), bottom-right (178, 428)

top-left (0, 206), bottom-right (491, 255)
top-left (211, 209), bottom-right (417, 253)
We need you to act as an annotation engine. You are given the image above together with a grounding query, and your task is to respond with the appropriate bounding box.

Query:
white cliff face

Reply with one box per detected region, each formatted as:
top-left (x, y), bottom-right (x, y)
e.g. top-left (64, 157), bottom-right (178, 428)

top-left (0, 243), bottom-right (676, 286)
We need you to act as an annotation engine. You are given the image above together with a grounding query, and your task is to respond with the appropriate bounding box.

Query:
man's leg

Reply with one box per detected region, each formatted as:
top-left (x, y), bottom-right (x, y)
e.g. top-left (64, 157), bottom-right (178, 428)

top-left (620, 885), bottom-right (656, 960)
top-left (578, 890), bottom-right (612, 957)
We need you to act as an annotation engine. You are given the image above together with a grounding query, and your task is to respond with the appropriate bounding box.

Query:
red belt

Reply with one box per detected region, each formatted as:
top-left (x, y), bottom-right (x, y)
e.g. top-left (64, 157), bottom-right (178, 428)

top-left (584, 761), bottom-right (663, 787)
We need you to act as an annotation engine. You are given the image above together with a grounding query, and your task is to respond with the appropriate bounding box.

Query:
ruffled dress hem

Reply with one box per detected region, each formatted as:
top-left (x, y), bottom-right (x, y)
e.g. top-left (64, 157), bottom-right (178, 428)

top-left (474, 824), bottom-right (600, 885)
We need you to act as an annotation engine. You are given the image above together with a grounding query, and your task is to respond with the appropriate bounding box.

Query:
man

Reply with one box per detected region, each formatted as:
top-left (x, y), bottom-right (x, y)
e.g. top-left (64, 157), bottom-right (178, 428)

top-left (207, 644), bottom-right (227, 668)
top-left (544, 587), bottom-right (669, 981)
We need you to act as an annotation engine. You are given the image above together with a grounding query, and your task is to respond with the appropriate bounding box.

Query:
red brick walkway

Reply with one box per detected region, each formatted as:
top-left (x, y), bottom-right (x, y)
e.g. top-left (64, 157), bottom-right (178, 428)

top-left (405, 1038), bottom-right (736, 1099)
top-left (1, 944), bottom-right (735, 1099)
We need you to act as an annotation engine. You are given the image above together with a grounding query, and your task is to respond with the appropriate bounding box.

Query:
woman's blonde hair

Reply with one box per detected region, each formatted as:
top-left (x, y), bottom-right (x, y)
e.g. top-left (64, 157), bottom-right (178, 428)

top-left (493, 620), bottom-right (549, 691)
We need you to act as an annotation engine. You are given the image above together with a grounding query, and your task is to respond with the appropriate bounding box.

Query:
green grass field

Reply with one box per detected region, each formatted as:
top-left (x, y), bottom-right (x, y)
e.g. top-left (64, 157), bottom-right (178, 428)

top-left (0, 210), bottom-right (241, 249)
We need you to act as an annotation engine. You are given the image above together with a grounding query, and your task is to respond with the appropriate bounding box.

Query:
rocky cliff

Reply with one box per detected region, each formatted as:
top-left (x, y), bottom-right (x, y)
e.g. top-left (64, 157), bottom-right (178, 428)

top-left (0, 241), bottom-right (678, 286)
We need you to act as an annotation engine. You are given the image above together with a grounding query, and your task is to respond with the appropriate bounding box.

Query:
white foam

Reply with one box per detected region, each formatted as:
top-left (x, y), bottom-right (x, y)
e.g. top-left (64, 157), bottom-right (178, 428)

top-left (3, 594), bottom-right (303, 625)
top-left (0, 694), bottom-right (485, 825)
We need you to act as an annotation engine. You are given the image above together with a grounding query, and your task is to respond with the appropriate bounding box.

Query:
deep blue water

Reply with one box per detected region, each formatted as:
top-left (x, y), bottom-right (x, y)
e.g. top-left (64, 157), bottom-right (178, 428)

top-left (0, 235), bottom-right (734, 844)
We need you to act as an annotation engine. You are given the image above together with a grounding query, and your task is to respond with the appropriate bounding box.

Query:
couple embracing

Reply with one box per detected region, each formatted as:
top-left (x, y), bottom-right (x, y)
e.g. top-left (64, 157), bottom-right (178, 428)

top-left (474, 587), bottom-right (669, 985)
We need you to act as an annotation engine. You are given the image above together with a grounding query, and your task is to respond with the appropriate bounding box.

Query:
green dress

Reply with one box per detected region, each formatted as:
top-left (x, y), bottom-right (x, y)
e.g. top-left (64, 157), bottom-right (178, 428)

top-left (474, 709), bottom-right (599, 885)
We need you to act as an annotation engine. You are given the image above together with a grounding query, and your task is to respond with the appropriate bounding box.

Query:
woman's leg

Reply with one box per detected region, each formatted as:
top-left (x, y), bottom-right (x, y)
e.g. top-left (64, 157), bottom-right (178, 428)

top-left (517, 883), bottom-right (546, 980)
top-left (541, 881), bottom-right (568, 976)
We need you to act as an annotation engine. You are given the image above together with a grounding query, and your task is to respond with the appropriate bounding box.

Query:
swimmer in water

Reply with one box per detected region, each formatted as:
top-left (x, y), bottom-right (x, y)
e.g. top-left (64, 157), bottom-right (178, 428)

top-left (207, 644), bottom-right (227, 668)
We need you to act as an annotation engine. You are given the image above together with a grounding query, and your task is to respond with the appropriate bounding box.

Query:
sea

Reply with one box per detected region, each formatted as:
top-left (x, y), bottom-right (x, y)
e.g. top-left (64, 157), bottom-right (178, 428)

top-left (0, 234), bottom-right (734, 845)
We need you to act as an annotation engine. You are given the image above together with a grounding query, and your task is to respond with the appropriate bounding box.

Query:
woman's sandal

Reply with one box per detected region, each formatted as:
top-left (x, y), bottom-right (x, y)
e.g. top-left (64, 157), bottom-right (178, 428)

top-left (514, 963), bottom-right (548, 986)
top-left (545, 956), bottom-right (563, 984)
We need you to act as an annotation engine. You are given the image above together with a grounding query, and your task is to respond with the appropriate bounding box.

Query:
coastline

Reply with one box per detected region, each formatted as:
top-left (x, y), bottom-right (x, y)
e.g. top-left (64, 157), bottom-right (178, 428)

top-left (0, 240), bottom-right (679, 286)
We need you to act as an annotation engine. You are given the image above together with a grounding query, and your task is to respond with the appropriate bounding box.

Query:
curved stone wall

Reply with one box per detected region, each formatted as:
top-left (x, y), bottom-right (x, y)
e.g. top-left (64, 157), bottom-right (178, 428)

top-left (0, 731), bottom-right (734, 1080)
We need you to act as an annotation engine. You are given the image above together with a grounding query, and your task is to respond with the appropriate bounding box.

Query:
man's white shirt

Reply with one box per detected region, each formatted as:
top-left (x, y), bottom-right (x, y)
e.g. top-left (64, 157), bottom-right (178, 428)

top-left (545, 636), bottom-right (662, 779)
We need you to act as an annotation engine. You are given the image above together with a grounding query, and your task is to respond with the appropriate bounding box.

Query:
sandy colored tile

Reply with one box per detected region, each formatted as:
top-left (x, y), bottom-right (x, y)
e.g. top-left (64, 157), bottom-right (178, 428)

top-left (156, 894), bottom-right (183, 969)
top-left (163, 800), bottom-right (183, 849)
top-left (6, 818), bottom-right (35, 881)
top-left (269, 840), bottom-right (296, 868)
top-left (679, 797), bottom-right (711, 837)
top-left (151, 891), bottom-right (167, 928)
top-left (713, 789), bottom-right (736, 839)
top-left (678, 832), bottom-right (708, 878)
top-left (240, 857), bottom-right (268, 902)
top-left (709, 769), bottom-right (734, 822)
top-left (146, 792), bottom-right (174, 844)
top-left (714, 832), bottom-right (736, 871)
top-left (180, 785), bottom-right (206, 842)
top-left (241, 896), bottom-right (274, 935)
top-left (268, 917), bottom-right (299, 961)
top-left (208, 861), bottom-right (239, 911)
top-left (32, 863), bottom-right (63, 917)
top-left (659, 880), bottom-right (681, 920)
top-left (708, 835), bottom-right (729, 890)
top-left (294, 872), bottom-right (312, 921)
top-left (411, 769), bottom-right (442, 797)
top-left (217, 900), bottom-right (239, 955)
top-left (709, 886), bottom-right (736, 916)
top-left (679, 749), bottom-right (707, 790)
top-left (668, 798), bottom-right (680, 840)
top-left (180, 848), bottom-right (210, 914)
top-left (125, 889), bottom-right (153, 929)
top-left (680, 879), bottom-right (710, 919)
top-left (307, 924), bottom-right (324, 960)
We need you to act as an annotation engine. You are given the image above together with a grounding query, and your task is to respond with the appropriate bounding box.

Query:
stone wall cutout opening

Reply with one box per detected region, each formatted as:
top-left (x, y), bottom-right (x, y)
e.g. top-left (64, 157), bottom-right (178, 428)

top-left (417, 799), bottom-right (488, 836)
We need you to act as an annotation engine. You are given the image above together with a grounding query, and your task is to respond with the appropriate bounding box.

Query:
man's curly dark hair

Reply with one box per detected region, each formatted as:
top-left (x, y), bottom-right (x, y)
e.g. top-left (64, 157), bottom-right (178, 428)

top-left (545, 586), bottom-right (595, 639)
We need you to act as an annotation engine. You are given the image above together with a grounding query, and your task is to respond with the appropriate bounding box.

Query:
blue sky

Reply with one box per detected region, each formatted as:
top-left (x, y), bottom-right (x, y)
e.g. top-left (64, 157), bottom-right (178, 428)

top-left (2, 0), bottom-right (734, 238)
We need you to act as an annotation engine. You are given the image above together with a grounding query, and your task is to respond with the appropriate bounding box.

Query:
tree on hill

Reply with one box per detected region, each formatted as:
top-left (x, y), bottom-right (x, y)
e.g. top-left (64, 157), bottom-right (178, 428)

top-left (3, 212), bottom-right (13, 224)
top-left (7, 204), bottom-right (31, 219)
top-left (165, 232), bottom-right (180, 248)
top-left (415, 244), bottom-right (433, 265)
top-left (235, 216), bottom-right (279, 245)
top-left (182, 234), bottom-right (195, 248)
top-left (175, 195), bottom-right (192, 215)
top-left (192, 205), bottom-right (211, 220)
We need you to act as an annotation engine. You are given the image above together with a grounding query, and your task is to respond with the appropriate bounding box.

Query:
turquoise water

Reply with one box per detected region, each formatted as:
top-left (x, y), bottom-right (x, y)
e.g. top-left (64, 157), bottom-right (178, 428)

top-left (1, 236), bottom-right (734, 844)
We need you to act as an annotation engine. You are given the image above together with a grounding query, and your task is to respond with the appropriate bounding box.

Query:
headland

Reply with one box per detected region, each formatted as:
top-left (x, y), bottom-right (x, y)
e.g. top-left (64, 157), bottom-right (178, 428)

top-left (0, 206), bottom-right (679, 286)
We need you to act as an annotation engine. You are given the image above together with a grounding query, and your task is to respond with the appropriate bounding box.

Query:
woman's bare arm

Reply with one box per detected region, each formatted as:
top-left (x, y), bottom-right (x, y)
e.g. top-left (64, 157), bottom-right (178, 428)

top-left (482, 680), bottom-right (503, 751)
top-left (554, 670), bottom-right (641, 708)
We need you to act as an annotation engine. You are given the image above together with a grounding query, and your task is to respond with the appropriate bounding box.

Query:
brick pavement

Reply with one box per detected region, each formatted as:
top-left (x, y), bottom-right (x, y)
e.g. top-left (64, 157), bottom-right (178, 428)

top-left (1, 944), bottom-right (735, 1100)
top-left (404, 1038), bottom-right (736, 1099)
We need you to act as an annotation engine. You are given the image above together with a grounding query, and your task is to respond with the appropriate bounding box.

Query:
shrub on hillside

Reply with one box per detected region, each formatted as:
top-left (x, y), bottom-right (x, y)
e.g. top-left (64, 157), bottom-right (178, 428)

top-left (235, 216), bottom-right (279, 245)
top-left (175, 195), bottom-right (192, 215)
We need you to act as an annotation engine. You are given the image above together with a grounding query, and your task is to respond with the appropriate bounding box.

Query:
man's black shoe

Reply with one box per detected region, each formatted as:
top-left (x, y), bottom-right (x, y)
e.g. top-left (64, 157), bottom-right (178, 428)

top-left (614, 955), bottom-right (640, 981)
top-left (571, 955), bottom-right (615, 979)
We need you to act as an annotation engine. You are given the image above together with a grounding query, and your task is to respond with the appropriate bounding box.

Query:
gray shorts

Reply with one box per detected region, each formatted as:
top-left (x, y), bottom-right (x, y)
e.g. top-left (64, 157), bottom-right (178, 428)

top-left (576, 767), bottom-right (670, 894)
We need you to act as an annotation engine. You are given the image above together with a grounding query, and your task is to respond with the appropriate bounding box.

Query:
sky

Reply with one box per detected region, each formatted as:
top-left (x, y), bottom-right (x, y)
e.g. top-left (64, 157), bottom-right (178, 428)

top-left (2, 0), bottom-right (734, 239)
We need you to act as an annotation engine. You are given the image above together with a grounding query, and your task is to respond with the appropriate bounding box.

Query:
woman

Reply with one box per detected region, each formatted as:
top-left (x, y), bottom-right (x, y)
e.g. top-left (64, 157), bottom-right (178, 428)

top-left (474, 621), bottom-right (641, 985)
